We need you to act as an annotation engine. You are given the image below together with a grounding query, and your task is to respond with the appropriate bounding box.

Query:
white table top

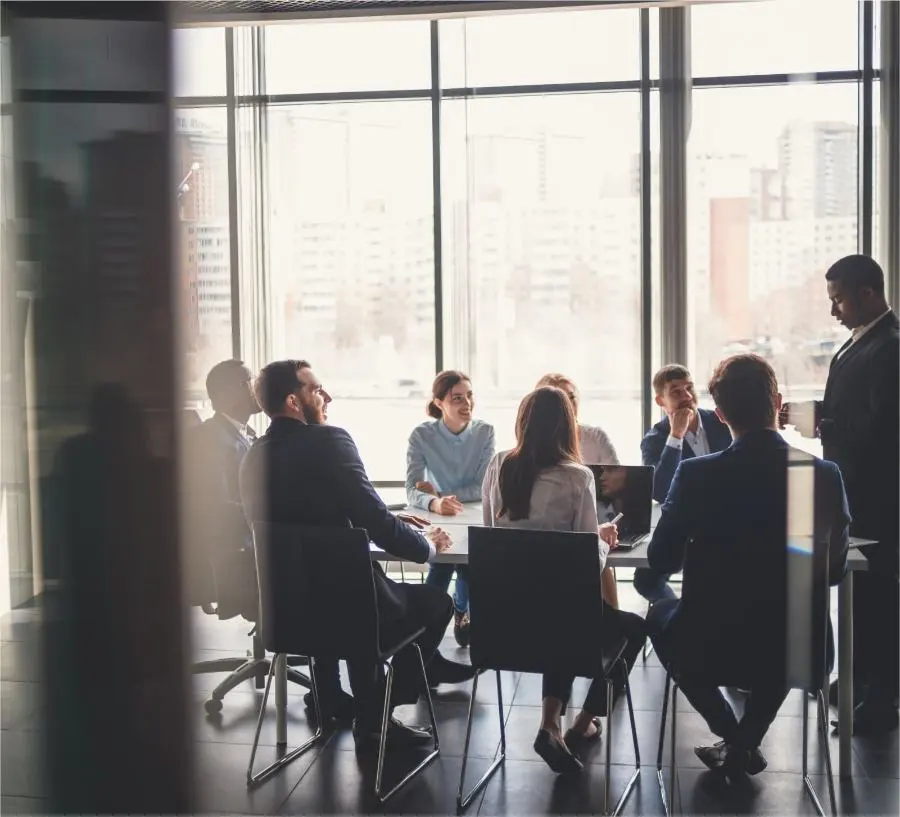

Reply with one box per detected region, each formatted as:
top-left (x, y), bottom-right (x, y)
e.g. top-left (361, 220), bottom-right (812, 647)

top-left (372, 502), bottom-right (871, 571)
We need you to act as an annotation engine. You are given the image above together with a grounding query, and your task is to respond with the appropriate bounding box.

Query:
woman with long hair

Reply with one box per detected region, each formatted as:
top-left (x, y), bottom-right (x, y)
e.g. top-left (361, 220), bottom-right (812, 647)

top-left (534, 373), bottom-right (622, 609)
top-left (482, 386), bottom-right (645, 775)
top-left (407, 370), bottom-right (495, 647)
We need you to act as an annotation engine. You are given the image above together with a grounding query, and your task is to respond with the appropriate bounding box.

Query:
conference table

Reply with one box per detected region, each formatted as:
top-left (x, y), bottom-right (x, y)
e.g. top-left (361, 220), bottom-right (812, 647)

top-left (373, 502), bottom-right (871, 778)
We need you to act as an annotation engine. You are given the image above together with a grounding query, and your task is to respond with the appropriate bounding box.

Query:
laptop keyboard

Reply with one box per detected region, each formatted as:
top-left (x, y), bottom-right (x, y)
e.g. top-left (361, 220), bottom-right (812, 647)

top-left (618, 532), bottom-right (650, 547)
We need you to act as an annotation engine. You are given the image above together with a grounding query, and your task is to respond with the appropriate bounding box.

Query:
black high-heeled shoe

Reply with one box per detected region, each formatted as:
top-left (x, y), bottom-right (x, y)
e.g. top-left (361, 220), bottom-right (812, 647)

top-left (563, 716), bottom-right (602, 757)
top-left (533, 729), bottom-right (584, 775)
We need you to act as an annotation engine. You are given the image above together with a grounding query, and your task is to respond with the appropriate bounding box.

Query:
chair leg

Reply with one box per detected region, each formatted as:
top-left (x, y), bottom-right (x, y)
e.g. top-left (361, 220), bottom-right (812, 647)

top-left (203, 657), bottom-right (269, 714)
top-left (456, 669), bottom-right (506, 813)
top-left (803, 688), bottom-right (836, 816)
top-left (668, 684), bottom-right (678, 816)
top-left (246, 655), bottom-right (323, 788)
top-left (608, 660), bottom-right (641, 817)
top-left (656, 672), bottom-right (671, 816)
top-left (374, 644), bottom-right (441, 803)
top-left (642, 603), bottom-right (654, 663)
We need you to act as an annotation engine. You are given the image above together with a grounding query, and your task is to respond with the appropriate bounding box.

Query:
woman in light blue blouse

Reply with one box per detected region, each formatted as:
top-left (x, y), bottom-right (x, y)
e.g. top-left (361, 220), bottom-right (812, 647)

top-left (406, 370), bottom-right (496, 647)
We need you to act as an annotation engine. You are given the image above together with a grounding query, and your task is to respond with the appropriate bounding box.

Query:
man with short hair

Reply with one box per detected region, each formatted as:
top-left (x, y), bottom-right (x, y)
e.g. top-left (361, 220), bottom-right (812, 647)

top-left (781, 254), bottom-right (899, 733)
top-left (647, 354), bottom-right (850, 779)
top-left (633, 364), bottom-right (732, 603)
top-left (239, 359), bottom-right (476, 750)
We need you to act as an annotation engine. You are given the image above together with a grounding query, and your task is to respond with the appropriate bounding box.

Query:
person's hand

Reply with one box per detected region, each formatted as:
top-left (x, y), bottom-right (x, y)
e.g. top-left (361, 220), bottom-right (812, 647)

top-left (429, 495), bottom-right (463, 515)
top-left (427, 526), bottom-right (453, 553)
top-left (599, 522), bottom-right (619, 550)
top-left (416, 481), bottom-right (437, 495)
top-left (396, 512), bottom-right (430, 529)
top-left (669, 407), bottom-right (695, 439)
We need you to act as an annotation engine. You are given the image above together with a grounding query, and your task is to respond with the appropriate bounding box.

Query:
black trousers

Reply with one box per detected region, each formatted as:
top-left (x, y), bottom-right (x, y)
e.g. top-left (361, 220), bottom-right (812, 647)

top-left (541, 602), bottom-right (646, 717)
top-left (853, 546), bottom-right (900, 707)
top-left (314, 584), bottom-right (452, 727)
top-left (646, 599), bottom-right (788, 750)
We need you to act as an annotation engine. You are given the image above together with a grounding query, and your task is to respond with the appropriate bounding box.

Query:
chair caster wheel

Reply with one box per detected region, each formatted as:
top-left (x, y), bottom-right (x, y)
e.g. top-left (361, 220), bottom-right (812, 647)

top-left (205, 697), bottom-right (223, 714)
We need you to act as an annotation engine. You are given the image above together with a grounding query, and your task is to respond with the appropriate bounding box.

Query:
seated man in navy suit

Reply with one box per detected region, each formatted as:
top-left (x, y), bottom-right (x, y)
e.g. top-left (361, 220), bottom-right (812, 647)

top-left (239, 360), bottom-right (477, 750)
top-left (646, 355), bottom-right (850, 779)
top-left (634, 364), bottom-right (732, 603)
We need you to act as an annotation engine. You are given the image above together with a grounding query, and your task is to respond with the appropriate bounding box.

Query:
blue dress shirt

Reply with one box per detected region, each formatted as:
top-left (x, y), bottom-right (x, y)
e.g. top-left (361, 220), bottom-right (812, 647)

top-left (406, 418), bottom-right (496, 511)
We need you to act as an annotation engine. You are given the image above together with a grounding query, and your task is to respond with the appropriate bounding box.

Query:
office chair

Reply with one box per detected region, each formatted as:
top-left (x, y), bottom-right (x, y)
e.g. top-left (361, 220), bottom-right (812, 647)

top-left (457, 526), bottom-right (641, 816)
top-left (248, 523), bottom-right (440, 801)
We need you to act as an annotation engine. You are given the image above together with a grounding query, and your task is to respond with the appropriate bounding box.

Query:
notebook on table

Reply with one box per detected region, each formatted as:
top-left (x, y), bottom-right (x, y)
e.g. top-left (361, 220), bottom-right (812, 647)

top-left (586, 464), bottom-right (654, 550)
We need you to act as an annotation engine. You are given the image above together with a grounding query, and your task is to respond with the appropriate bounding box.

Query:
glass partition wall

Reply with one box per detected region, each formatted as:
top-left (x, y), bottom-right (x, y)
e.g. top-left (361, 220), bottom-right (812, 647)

top-left (173, 0), bottom-right (887, 479)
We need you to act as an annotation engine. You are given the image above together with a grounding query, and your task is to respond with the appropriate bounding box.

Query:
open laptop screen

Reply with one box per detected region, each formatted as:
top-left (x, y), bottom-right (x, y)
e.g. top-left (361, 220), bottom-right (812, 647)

top-left (586, 464), bottom-right (653, 536)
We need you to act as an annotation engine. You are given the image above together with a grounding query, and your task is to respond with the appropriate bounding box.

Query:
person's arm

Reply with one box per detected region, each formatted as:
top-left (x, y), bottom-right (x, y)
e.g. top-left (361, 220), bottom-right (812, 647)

top-left (575, 472), bottom-right (609, 571)
top-left (647, 460), bottom-right (694, 575)
top-left (331, 428), bottom-right (432, 563)
top-left (455, 424), bottom-right (496, 503)
top-left (826, 462), bottom-right (851, 587)
top-left (642, 426), bottom-right (683, 504)
top-left (481, 452), bottom-right (499, 527)
top-left (405, 428), bottom-right (436, 511)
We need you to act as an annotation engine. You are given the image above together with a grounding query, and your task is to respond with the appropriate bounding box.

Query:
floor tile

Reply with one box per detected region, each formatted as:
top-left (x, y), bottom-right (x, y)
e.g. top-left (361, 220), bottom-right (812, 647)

top-left (0, 730), bottom-right (47, 799)
top-left (0, 795), bottom-right (50, 815)
top-left (1, 681), bottom-right (43, 731)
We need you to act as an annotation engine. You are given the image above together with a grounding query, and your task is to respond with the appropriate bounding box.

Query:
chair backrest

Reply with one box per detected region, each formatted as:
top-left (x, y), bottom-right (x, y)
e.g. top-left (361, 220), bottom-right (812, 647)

top-left (252, 522), bottom-right (381, 661)
top-left (468, 526), bottom-right (605, 677)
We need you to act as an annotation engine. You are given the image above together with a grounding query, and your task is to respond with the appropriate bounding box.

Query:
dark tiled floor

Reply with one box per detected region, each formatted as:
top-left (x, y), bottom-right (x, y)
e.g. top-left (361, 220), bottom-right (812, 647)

top-left (2, 588), bottom-right (898, 815)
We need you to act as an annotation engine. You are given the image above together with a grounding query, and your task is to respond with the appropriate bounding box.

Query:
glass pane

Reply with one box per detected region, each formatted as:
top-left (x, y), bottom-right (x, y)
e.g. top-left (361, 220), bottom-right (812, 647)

top-left (440, 9), bottom-right (639, 88)
top-left (691, 0), bottom-right (859, 78)
top-left (265, 20), bottom-right (430, 94)
top-left (175, 108), bottom-right (233, 407)
top-left (687, 83), bottom-right (859, 455)
top-left (442, 93), bottom-right (643, 463)
top-left (11, 18), bottom-right (167, 92)
top-left (267, 101), bottom-right (435, 479)
top-left (173, 27), bottom-right (226, 97)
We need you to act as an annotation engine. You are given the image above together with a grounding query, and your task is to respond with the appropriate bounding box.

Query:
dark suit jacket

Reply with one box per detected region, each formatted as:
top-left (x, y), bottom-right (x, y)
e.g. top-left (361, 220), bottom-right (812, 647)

top-left (184, 413), bottom-right (257, 620)
top-left (819, 310), bottom-right (899, 567)
top-left (648, 430), bottom-right (850, 682)
top-left (641, 408), bottom-right (733, 502)
top-left (239, 416), bottom-right (431, 623)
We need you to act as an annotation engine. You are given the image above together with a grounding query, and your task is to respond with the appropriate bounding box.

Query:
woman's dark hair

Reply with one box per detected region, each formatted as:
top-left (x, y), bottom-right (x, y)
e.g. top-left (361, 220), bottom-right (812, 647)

top-left (498, 386), bottom-right (580, 521)
top-left (427, 370), bottom-right (471, 419)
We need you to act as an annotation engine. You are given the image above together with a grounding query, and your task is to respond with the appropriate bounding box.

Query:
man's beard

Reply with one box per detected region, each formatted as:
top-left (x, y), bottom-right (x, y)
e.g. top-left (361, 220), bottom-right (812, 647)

top-left (302, 402), bottom-right (325, 425)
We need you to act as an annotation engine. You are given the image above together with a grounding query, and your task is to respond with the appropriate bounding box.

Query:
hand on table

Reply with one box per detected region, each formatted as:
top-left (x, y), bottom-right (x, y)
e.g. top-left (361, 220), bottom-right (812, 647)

top-left (429, 495), bottom-right (463, 516)
top-left (599, 522), bottom-right (619, 550)
top-left (396, 512), bottom-right (430, 529)
top-left (427, 526), bottom-right (453, 554)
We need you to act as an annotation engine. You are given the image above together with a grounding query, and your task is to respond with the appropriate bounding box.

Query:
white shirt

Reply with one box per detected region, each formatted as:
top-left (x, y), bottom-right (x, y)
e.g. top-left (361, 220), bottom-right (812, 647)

top-left (481, 451), bottom-right (610, 570)
top-left (222, 413), bottom-right (253, 442)
top-left (578, 424), bottom-right (619, 465)
top-left (665, 413), bottom-right (710, 456)
top-left (836, 307), bottom-right (892, 360)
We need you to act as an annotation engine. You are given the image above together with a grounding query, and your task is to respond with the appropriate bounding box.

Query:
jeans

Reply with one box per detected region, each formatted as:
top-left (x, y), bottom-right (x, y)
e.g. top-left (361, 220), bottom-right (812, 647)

top-left (633, 567), bottom-right (677, 604)
top-left (425, 563), bottom-right (469, 613)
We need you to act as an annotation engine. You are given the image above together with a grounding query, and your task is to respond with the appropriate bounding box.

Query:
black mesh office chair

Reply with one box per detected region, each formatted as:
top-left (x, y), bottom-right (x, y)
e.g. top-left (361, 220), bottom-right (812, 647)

top-left (654, 540), bottom-right (837, 816)
top-left (248, 523), bottom-right (440, 801)
top-left (457, 526), bottom-right (641, 816)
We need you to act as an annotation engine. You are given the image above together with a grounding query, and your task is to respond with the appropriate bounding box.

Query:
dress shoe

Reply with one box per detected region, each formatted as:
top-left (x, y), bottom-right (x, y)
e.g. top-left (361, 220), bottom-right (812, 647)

top-left (454, 609), bottom-right (471, 648)
top-left (304, 689), bottom-right (354, 724)
top-left (695, 740), bottom-right (729, 771)
top-left (533, 729), bottom-right (584, 775)
top-left (352, 717), bottom-right (434, 752)
top-left (426, 652), bottom-right (477, 688)
top-left (695, 741), bottom-right (767, 776)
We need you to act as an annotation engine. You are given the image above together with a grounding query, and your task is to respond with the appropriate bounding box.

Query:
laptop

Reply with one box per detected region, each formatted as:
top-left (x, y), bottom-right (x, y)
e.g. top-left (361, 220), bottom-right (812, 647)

top-left (586, 464), bottom-right (654, 550)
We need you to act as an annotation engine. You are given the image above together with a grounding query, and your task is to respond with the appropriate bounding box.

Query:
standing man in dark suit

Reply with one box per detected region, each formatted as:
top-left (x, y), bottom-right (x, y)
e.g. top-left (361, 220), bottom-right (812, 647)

top-left (239, 359), bottom-right (476, 750)
top-left (647, 355), bottom-right (851, 779)
top-left (633, 364), bottom-right (733, 603)
top-left (781, 255), bottom-right (899, 734)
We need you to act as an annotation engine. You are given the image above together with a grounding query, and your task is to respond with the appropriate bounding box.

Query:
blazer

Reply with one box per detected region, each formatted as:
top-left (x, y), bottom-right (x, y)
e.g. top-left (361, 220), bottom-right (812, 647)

top-left (641, 408), bottom-right (733, 503)
top-left (648, 429), bottom-right (850, 681)
top-left (819, 310), bottom-right (899, 562)
top-left (239, 416), bottom-right (431, 623)
top-left (184, 413), bottom-right (257, 620)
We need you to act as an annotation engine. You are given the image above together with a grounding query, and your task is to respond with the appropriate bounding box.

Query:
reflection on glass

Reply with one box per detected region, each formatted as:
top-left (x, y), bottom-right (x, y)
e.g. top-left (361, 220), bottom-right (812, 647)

top-left (687, 83), bottom-right (859, 455)
top-left (690, 0), bottom-right (859, 77)
top-left (265, 20), bottom-right (430, 94)
top-left (175, 108), bottom-right (232, 407)
top-left (439, 10), bottom-right (639, 88)
top-left (442, 94), bottom-right (644, 461)
top-left (267, 101), bottom-right (435, 479)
